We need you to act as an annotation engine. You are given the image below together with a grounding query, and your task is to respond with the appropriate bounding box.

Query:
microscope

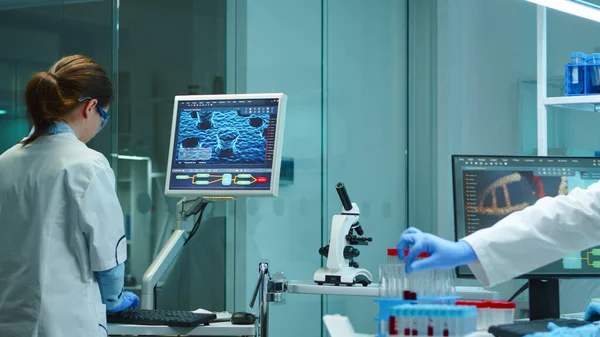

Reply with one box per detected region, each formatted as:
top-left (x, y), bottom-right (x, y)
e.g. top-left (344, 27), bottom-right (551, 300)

top-left (314, 182), bottom-right (373, 286)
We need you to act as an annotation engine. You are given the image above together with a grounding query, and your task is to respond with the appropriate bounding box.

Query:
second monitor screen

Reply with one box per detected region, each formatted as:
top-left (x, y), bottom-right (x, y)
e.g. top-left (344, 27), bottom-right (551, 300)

top-left (453, 156), bottom-right (600, 276)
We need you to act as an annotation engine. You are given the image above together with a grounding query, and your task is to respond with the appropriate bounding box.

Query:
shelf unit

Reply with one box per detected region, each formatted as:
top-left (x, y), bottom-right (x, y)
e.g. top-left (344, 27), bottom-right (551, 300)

top-left (545, 95), bottom-right (600, 112)
top-left (536, 6), bottom-right (600, 155)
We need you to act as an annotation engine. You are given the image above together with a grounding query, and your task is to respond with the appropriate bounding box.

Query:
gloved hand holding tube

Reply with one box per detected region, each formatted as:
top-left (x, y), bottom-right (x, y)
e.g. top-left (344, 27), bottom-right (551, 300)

top-left (95, 263), bottom-right (139, 312)
top-left (397, 227), bottom-right (478, 274)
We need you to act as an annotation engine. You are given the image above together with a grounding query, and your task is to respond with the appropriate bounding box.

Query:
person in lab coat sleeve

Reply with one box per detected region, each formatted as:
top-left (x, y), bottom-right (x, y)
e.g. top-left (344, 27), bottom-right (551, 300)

top-left (398, 181), bottom-right (600, 321)
top-left (0, 55), bottom-right (138, 337)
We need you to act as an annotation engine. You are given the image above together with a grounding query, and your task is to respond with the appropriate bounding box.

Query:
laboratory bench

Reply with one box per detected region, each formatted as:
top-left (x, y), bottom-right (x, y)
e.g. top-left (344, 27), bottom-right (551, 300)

top-left (287, 280), bottom-right (500, 300)
top-left (108, 321), bottom-right (255, 336)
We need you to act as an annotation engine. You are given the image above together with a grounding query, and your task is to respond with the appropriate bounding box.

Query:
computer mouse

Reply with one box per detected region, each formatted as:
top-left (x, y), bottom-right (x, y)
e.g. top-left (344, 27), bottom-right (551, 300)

top-left (231, 312), bottom-right (256, 325)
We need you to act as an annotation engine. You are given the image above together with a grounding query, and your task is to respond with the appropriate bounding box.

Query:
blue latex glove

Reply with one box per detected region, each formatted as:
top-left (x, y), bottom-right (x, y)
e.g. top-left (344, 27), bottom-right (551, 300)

top-left (521, 322), bottom-right (600, 337)
top-left (105, 291), bottom-right (140, 313)
top-left (397, 227), bottom-right (477, 274)
top-left (95, 264), bottom-right (125, 309)
top-left (95, 264), bottom-right (139, 312)
top-left (585, 302), bottom-right (600, 322)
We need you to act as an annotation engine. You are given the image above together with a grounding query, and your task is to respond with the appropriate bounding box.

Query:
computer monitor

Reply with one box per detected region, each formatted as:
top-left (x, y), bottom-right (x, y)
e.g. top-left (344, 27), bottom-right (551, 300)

top-left (452, 155), bottom-right (600, 319)
top-left (165, 93), bottom-right (287, 198)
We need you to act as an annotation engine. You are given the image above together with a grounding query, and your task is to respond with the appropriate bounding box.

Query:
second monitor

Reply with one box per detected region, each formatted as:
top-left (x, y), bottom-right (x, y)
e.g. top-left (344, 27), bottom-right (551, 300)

top-left (452, 155), bottom-right (600, 319)
top-left (453, 155), bottom-right (600, 277)
top-left (165, 93), bottom-right (287, 198)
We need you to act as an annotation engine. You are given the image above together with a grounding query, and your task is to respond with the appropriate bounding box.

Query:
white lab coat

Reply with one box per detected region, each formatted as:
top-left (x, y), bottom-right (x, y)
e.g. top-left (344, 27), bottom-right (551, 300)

top-left (462, 181), bottom-right (600, 287)
top-left (0, 132), bottom-right (127, 337)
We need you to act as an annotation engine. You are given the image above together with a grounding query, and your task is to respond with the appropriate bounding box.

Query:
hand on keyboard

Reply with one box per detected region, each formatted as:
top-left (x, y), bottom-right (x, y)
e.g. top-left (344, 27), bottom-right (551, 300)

top-left (546, 322), bottom-right (599, 337)
top-left (520, 321), bottom-right (599, 337)
top-left (585, 302), bottom-right (600, 322)
top-left (106, 291), bottom-right (139, 313)
top-left (489, 319), bottom-right (592, 337)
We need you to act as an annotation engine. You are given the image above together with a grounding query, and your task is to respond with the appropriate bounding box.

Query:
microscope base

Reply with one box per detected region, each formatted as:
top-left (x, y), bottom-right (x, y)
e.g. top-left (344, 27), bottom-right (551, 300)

top-left (313, 267), bottom-right (372, 287)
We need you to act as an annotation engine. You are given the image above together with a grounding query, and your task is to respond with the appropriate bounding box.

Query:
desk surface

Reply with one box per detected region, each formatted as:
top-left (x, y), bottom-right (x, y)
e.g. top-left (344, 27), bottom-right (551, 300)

top-left (287, 280), bottom-right (499, 300)
top-left (108, 321), bottom-right (255, 336)
top-left (287, 280), bottom-right (379, 296)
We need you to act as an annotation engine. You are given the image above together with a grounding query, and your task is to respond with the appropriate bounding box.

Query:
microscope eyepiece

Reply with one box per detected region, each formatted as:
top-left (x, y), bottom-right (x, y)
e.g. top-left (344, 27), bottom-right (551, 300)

top-left (336, 182), bottom-right (353, 211)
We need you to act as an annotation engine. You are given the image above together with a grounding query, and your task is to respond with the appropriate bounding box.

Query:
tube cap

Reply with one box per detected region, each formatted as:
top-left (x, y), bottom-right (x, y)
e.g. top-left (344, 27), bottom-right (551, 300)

top-left (488, 301), bottom-right (516, 309)
top-left (588, 53), bottom-right (600, 64)
top-left (387, 248), bottom-right (398, 256)
top-left (571, 52), bottom-right (587, 60)
top-left (401, 249), bottom-right (430, 258)
top-left (456, 300), bottom-right (476, 305)
top-left (456, 300), bottom-right (489, 309)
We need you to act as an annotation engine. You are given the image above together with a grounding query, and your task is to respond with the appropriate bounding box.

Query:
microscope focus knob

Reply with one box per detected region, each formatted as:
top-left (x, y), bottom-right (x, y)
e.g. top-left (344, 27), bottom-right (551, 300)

top-left (344, 246), bottom-right (360, 259)
top-left (352, 221), bottom-right (364, 236)
top-left (319, 245), bottom-right (330, 257)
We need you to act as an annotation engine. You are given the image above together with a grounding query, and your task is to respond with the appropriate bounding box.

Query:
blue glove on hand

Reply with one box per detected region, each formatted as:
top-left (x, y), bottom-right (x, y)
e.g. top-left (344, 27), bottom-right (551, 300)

top-left (527, 322), bottom-right (600, 337)
top-left (397, 227), bottom-right (477, 274)
top-left (106, 291), bottom-right (140, 313)
top-left (585, 301), bottom-right (600, 322)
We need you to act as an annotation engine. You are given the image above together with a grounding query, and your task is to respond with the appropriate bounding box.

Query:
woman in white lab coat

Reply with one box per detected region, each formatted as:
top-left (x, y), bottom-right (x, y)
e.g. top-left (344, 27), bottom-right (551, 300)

top-left (398, 181), bottom-right (600, 320)
top-left (0, 55), bottom-right (138, 337)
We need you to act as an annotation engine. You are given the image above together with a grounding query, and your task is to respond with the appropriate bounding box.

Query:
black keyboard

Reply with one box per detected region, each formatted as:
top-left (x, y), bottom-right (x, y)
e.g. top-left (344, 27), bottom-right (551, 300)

top-left (107, 309), bottom-right (216, 327)
top-left (488, 318), bottom-right (590, 337)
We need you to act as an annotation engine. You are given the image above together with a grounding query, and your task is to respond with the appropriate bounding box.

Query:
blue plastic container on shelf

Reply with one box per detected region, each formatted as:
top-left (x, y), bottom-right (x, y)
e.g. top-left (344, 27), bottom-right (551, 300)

top-left (565, 52), bottom-right (587, 96)
top-left (587, 53), bottom-right (600, 94)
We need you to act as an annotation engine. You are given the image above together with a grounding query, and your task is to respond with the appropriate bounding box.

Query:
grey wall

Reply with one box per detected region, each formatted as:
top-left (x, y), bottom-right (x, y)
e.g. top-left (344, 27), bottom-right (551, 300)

top-left (229, 0), bottom-right (408, 335)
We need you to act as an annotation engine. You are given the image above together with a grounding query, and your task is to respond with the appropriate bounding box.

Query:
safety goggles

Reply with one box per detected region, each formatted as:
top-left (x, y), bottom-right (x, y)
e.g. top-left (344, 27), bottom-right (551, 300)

top-left (78, 96), bottom-right (109, 132)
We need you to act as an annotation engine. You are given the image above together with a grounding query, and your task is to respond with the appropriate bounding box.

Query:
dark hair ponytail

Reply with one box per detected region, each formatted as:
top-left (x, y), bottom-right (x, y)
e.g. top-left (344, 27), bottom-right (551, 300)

top-left (20, 55), bottom-right (114, 146)
top-left (22, 71), bottom-right (70, 145)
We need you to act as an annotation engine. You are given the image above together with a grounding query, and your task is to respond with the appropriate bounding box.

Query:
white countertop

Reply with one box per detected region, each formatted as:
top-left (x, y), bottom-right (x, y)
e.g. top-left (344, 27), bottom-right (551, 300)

top-left (108, 321), bottom-right (255, 336)
top-left (287, 280), bottom-right (499, 300)
top-left (287, 280), bottom-right (378, 296)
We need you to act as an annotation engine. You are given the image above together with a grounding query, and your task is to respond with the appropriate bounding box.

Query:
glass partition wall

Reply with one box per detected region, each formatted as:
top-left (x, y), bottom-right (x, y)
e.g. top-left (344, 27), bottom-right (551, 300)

top-left (0, 1), bottom-right (408, 335)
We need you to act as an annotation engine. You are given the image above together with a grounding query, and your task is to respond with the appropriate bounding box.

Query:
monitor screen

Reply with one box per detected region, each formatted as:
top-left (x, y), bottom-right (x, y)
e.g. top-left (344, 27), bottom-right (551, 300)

top-left (453, 155), bottom-right (600, 277)
top-left (165, 93), bottom-right (287, 197)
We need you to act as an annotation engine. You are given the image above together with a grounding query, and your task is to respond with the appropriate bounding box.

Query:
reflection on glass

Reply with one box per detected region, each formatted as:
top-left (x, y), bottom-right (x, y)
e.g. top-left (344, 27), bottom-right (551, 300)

top-left (117, 0), bottom-right (226, 312)
top-left (0, 0), bottom-right (227, 313)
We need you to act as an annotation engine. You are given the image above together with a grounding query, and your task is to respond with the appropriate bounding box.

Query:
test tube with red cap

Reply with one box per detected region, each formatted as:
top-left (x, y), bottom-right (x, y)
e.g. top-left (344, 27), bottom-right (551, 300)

top-left (426, 308), bottom-right (435, 337)
top-left (441, 308), bottom-right (450, 337)
top-left (487, 301), bottom-right (516, 327)
top-left (417, 251), bottom-right (430, 297)
top-left (401, 249), bottom-right (411, 300)
top-left (381, 248), bottom-right (398, 298)
top-left (456, 300), bottom-right (485, 330)
top-left (410, 307), bottom-right (419, 336)
top-left (388, 248), bottom-right (399, 297)
top-left (393, 248), bottom-right (407, 298)
top-left (431, 267), bottom-right (454, 297)
top-left (379, 263), bottom-right (388, 298)
top-left (405, 250), bottom-right (430, 298)
top-left (388, 248), bottom-right (399, 264)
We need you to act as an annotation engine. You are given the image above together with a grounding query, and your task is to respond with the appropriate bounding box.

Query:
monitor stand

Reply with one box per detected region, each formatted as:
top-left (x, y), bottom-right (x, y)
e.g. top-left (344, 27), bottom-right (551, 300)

top-left (529, 279), bottom-right (560, 320)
